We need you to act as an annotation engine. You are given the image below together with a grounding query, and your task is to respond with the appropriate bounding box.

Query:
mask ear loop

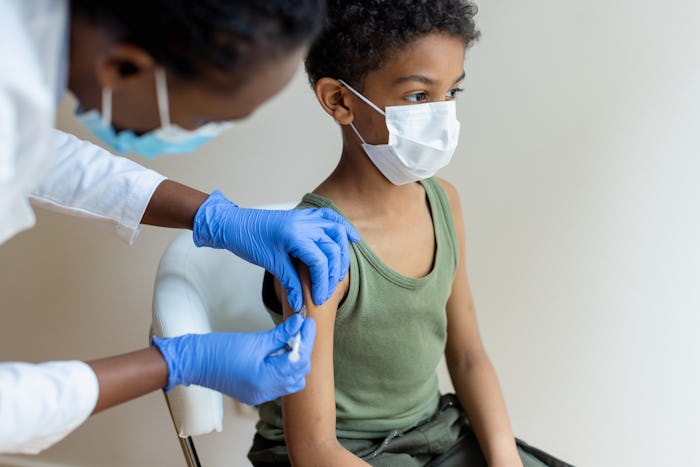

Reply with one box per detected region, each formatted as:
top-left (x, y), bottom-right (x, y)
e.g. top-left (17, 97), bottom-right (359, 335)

top-left (154, 67), bottom-right (171, 128)
top-left (101, 88), bottom-right (112, 127)
top-left (101, 68), bottom-right (170, 130)
top-left (338, 79), bottom-right (385, 145)
top-left (349, 122), bottom-right (368, 145)
top-left (338, 79), bottom-right (386, 116)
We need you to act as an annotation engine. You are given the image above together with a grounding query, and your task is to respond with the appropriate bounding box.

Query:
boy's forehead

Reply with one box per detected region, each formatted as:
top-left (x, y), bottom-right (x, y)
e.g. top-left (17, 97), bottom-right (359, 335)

top-left (368, 34), bottom-right (466, 87)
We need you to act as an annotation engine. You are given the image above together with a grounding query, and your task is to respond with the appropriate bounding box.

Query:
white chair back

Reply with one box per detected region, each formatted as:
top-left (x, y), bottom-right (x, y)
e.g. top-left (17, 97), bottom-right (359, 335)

top-left (151, 204), bottom-right (293, 443)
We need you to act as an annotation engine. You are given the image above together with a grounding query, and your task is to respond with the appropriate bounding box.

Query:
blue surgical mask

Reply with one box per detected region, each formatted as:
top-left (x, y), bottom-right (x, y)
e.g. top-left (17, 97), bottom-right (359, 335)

top-left (75, 68), bottom-right (233, 159)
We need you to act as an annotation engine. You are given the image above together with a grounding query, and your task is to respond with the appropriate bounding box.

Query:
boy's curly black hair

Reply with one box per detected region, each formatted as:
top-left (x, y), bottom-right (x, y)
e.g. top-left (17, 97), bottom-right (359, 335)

top-left (305, 0), bottom-right (479, 89)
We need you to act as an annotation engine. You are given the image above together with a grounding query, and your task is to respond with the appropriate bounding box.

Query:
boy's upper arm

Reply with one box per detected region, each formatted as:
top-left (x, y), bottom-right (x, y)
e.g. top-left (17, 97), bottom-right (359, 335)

top-left (438, 179), bottom-right (486, 362)
top-left (274, 263), bottom-right (349, 455)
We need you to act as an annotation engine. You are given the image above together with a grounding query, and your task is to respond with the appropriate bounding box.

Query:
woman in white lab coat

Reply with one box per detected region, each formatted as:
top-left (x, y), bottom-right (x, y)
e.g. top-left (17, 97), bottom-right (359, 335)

top-left (0, 0), bottom-right (359, 454)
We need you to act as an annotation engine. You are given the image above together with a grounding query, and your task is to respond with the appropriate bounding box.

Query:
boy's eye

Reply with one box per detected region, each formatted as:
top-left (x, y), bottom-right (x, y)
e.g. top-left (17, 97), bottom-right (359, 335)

top-left (446, 87), bottom-right (464, 99)
top-left (406, 92), bottom-right (428, 103)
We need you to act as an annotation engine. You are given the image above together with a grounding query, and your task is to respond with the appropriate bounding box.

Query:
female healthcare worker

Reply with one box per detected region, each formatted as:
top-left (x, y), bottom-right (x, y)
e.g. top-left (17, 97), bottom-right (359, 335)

top-left (0, 0), bottom-right (360, 454)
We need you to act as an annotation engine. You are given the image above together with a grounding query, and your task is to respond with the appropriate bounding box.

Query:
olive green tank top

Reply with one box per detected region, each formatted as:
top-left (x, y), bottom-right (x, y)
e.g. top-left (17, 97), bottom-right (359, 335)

top-left (257, 177), bottom-right (459, 440)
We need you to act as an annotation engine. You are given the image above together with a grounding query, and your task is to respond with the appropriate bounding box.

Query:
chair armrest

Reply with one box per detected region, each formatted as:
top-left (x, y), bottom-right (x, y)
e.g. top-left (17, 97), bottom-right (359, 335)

top-left (152, 232), bottom-right (223, 437)
top-left (151, 203), bottom-right (294, 438)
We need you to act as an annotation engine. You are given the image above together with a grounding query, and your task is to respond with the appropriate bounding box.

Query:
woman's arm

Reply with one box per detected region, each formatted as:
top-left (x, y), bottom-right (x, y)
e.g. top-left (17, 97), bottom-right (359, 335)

top-left (87, 347), bottom-right (169, 413)
top-left (145, 181), bottom-right (360, 311)
top-left (274, 266), bottom-right (370, 467)
top-left (140, 179), bottom-right (208, 228)
top-left (439, 179), bottom-right (523, 467)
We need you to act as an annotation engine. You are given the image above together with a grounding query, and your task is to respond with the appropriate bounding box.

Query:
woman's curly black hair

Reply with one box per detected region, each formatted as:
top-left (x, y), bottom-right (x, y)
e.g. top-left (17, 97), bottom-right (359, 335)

top-left (305, 0), bottom-right (479, 89)
top-left (72, 0), bottom-right (325, 79)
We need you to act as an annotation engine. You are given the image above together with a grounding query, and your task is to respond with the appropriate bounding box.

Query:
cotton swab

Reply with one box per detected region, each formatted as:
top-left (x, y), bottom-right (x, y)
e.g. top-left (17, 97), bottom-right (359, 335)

top-left (270, 305), bottom-right (307, 362)
top-left (287, 305), bottom-right (307, 362)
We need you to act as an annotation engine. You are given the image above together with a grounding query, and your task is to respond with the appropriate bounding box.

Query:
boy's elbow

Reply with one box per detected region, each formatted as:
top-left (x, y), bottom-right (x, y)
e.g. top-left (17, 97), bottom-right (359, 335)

top-left (446, 347), bottom-right (491, 373)
top-left (288, 436), bottom-right (344, 466)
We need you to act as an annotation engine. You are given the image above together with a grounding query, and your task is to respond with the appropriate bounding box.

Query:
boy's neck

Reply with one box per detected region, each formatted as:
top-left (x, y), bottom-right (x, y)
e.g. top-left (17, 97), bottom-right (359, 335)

top-left (314, 140), bottom-right (426, 216)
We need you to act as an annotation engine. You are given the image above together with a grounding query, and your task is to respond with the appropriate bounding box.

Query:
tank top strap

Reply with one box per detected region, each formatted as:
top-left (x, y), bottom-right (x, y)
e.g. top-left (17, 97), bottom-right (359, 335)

top-left (419, 177), bottom-right (460, 273)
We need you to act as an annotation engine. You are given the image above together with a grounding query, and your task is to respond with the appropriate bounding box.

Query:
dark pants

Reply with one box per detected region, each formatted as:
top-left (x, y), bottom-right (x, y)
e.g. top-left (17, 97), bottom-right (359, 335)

top-left (248, 394), bottom-right (573, 467)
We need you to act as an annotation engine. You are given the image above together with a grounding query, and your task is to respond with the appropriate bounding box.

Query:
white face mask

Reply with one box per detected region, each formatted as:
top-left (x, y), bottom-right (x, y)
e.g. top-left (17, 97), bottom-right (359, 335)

top-left (339, 79), bottom-right (460, 185)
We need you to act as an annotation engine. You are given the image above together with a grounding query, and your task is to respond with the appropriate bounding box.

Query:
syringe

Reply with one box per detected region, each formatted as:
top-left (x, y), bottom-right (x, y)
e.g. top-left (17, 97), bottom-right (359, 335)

top-left (271, 305), bottom-right (307, 362)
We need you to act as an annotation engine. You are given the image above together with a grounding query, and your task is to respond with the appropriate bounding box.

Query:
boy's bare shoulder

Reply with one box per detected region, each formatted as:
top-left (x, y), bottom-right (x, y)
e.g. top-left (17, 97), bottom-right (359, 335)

top-left (436, 177), bottom-right (462, 210)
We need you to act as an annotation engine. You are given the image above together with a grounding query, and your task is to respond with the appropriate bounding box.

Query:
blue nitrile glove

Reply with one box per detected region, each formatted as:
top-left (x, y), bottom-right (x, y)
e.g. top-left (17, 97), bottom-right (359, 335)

top-left (152, 314), bottom-right (316, 405)
top-left (192, 190), bottom-right (361, 311)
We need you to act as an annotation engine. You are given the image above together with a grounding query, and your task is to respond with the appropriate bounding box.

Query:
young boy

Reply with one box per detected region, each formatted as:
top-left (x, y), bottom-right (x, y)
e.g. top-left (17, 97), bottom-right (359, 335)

top-left (248, 1), bottom-right (572, 466)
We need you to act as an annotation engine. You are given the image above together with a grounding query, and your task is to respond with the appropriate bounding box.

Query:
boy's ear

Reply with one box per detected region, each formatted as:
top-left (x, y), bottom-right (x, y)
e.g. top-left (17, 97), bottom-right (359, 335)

top-left (314, 78), bottom-right (355, 125)
top-left (96, 44), bottom-right (156, 91)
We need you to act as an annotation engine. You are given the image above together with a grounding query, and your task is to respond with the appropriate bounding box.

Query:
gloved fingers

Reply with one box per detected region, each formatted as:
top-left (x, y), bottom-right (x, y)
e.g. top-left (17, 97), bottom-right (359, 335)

top-left (285, 377), bottom-right (308, 395)
top-left (265, 318), bottom-right (314, 378)
top-left (297, 358), bottom-right (312, 378)
top-left (283, 356), bottom-right (312, 383)
top-left (271, 314), bottom-right (305, 348)
top-left (320, 222), bottom-right (352, 283)
top-left (316, 236), bottom-right (342, 292)
top-left (317, 208), bottom-right (361, 243)
top-left (275, 254), bottom-right (304, 311)
top-left (264, 348), bottom-right (312, 384)
top-left (192, 190), bottom-right (238, 249)
top-left (284, 317), bottom-right (315, 367)
top-left (290, 239), bottom-right (330, 306)
top-left (284, 362), bottom-right (311, 392)
top-left (266, 352), bottom-right (311, 389)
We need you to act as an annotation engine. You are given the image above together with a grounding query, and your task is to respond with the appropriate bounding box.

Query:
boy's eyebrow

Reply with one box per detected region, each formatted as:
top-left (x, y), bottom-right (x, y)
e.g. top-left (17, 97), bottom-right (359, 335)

top-left (394, 71), bottom-right (467, 86)
top-left (394, 74), bottom-right (435, 85)
top-left (453, 71), bottom-right (466, 84)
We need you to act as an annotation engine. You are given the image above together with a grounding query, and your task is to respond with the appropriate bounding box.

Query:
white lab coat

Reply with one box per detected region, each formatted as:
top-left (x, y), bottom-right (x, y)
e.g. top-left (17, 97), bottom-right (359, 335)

top-left (0, 0), bottom-right (166, 453)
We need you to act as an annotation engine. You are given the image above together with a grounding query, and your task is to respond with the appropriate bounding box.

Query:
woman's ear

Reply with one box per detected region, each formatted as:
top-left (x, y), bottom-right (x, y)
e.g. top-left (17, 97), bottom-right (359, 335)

top-left (96, 44), bottom-right (156, 91)
top-left (314, 78), bottom-right (355, 125)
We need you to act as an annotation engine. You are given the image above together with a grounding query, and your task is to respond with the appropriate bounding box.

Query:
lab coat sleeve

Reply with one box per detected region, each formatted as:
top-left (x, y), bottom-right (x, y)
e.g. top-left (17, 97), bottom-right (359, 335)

top-left (0, 361), bottom-right (99, 454)
top-left (29, 130), bottom-right (167, 244)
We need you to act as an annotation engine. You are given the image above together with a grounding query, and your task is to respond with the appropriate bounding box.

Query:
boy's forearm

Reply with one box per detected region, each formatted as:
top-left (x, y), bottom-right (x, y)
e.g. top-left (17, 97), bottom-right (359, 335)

top-left (289, 441), bottom-right (371, 467)
top-left (448, 351), bottom-right (523, 467)
top-left (279, 269), bottom-right (363, 466)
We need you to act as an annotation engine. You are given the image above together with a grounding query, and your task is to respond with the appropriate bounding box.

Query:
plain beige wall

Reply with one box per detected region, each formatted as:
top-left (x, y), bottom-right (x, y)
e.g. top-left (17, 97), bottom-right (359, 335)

top-left (1, 1), bottom-right (699, 466)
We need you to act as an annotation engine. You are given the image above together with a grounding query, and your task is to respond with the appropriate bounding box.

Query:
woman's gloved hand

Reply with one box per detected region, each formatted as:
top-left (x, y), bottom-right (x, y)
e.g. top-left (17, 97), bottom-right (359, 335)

top-left (152, 314), bottom-right (316, 405)
top-left (192, 190), bottom-right (360, 311)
